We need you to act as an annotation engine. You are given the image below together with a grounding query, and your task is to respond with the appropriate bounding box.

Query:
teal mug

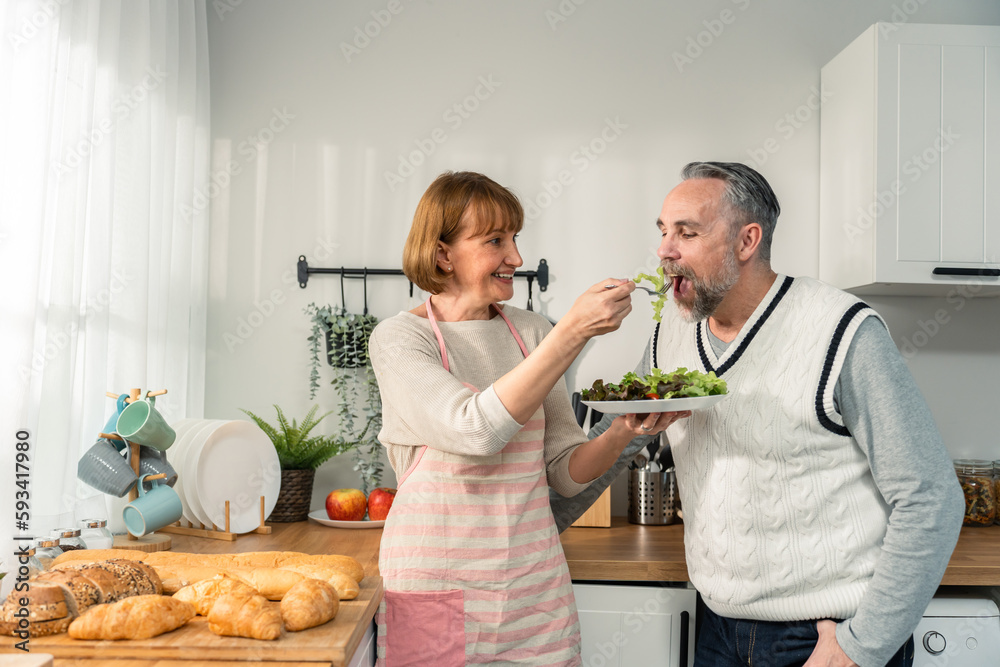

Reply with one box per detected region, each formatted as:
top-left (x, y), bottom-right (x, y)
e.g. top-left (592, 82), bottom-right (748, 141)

top-left (122, 473), bottom-right (183, 537)
top-left (116, 396), bottom-right (175, 451)
top-left (102, 394), bottom-right (129, 434)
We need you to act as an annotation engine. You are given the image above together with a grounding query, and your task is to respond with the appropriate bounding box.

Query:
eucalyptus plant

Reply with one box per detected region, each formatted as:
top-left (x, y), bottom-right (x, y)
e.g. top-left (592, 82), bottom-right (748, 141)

top-left (305, 302), bottom-right (384, 494)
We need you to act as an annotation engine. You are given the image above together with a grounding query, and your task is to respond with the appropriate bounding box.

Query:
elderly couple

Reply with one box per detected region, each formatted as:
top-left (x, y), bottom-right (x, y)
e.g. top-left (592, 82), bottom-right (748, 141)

top-left (369, 164), bottom-right (963, 667)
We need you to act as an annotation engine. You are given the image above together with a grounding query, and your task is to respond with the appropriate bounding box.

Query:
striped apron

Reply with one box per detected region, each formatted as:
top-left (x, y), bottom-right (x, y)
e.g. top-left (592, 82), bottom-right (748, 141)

top-left (376, 300), bottom-right (581, 667)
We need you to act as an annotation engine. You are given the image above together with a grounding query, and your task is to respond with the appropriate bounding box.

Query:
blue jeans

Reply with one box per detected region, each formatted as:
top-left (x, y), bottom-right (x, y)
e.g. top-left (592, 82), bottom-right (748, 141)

top-left (695, 605), bottom-right (914, 667)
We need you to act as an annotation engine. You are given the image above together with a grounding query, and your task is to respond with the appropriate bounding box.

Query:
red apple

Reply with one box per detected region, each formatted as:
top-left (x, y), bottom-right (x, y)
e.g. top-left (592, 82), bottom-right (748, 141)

top-left (325, 488), bottom-right (367, 521)
top-left (367, 487), bottom-right (397, 521)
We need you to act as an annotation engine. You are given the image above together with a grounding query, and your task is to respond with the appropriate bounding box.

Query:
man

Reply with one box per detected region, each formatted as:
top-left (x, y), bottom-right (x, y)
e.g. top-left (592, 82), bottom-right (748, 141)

top-left (551, 162), bottom-right (964, 666)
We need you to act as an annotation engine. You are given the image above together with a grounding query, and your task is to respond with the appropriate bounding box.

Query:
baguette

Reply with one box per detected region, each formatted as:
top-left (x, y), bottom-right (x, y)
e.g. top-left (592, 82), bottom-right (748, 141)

top-left (68, 595), bottom-right (195, 640)
top-left (278, 563), bottom-right (359, 600)
top-left (149, 564), bottom-right (250, 595)
top-left (280, 578), bottom-right (339, 632)
top-left (207, 592), bottom-right (282, 640)
top-left (278, 555), bottom-right (364, 584)
top-left (227, 567), bottom-right (305, 601)
top-left (173, 575), bottom-right (259, 616)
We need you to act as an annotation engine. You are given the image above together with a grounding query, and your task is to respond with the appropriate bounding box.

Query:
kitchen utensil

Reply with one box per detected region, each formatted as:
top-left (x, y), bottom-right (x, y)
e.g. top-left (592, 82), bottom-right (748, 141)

top-left (630, 452), bottom-right (648, 470)
top-left (581, 393), bottom-right (727, 414)
top-left (633, 284), bottom-right (669, 296)
top-left (122, 473), bottom-right (183, 537)
top-left (628, 466), bottom-right (678, 525)
top-left (116, 396), bottom-right (176, 451)
top-left (647, 438), bottom-right (661, 468)
top-left (77, 437), bottom-right (138, 497)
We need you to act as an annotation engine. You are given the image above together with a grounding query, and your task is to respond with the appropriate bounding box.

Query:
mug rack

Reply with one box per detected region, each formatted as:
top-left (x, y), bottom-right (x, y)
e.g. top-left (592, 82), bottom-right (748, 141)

top-left (296, 256), bottom-right (550, 311)
top-left (101, 387), bottom-right (273, 549)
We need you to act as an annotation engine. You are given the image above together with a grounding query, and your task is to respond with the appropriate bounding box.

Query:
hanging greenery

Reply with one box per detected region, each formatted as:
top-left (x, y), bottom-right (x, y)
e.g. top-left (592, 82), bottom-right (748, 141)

top-left (306, 303), bottom-right (383, 494)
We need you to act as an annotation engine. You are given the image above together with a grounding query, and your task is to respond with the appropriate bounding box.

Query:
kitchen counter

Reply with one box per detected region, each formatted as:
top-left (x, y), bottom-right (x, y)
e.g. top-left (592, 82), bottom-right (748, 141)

top-left (1, 522), bottom-right (382, 667)
top-left (558, 517), bottom-right (1000, 586)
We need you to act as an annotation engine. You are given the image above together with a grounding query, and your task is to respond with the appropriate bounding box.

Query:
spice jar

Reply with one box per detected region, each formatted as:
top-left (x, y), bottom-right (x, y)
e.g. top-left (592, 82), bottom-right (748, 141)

top-left (79, 518), bottom-right (114, 549)
top-left (33, 539), bottom-right (64, 570)
top-left (954, 459), bottom-right (997, 527)
top-left (50, 528), bottom-right (86, 552)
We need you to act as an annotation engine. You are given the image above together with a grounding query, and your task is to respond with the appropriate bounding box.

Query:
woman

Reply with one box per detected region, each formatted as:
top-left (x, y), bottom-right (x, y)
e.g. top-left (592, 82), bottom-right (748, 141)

top-left (371, 171), bottom-right (687, 666)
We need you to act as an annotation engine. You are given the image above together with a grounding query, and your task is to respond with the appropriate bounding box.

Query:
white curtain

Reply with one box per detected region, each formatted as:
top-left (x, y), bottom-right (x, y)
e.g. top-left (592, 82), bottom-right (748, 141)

top-left (0, 0), bottom-right (210, 579)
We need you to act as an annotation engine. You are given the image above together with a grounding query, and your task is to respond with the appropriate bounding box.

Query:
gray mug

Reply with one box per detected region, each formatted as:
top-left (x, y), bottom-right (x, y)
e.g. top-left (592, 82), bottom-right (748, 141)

top-left (138, 446), bottom-right (178, 489)
top-left (78, 438), bottom-right (137, 498)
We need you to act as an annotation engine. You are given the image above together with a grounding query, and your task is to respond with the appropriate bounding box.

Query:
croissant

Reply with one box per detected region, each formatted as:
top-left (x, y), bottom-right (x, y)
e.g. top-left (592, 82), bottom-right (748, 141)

top-left (207, 593), bottom-right (282, 640)
top-left (280, 579), bottom-right (339, 632)
top-left (150, 564), bottom-right (250, 595)
top-left (173, 575), bottom-right (259, 616)
top-left (68, 595), bottom-right (195, 640)
top-left (278, 563), bottom-right (359, 600)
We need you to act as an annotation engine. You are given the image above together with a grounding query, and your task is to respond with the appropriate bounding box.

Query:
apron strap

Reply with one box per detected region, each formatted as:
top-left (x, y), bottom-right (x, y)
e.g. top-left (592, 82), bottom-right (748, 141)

top-left (424, 297), bottom-right (529, 370)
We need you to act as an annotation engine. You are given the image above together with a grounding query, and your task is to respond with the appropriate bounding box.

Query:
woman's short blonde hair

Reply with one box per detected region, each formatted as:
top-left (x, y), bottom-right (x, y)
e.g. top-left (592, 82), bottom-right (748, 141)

top-left (403, 171), bottom-right (524, 294)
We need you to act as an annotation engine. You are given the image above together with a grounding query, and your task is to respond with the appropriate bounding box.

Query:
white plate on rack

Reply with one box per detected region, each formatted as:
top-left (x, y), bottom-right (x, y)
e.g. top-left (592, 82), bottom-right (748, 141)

top-left (308, 510), bottom-right (384, 529)
top-left (179, 420), bottom-right (223, 527)
top-left (162, 419), bottom-right (204, 524)
top-left (196, 420), bottom-right (280, 534)
top-left (581, 393), bottom-right (728, 415)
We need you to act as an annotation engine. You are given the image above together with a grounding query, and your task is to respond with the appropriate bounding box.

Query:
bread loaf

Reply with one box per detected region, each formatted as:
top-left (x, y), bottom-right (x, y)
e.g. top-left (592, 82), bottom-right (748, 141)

top-left (278, 563), bottom-right (359, 600)
top-left (227, 567), bottom-right (304, 601)
top-left (149, 564), bottom-right (249, 595)
top-left (0, 582), bottom-right (73, 637)
top-left (50, 549), bottom-right (146, 568)
top-left (71, 559), bottom-right (162, 597)
top-left (280, 579), bottom-right (339, 632)
top-left (207, 592), bottom-right (282, 640)
top-left (34, 570), bottom-right (101, 614)
top-left (279, 555), bottom-right (364, 584)
top-left (68, 595), bottom-right (195, 640)
top-left (173, 575), bottom-right (258, 616)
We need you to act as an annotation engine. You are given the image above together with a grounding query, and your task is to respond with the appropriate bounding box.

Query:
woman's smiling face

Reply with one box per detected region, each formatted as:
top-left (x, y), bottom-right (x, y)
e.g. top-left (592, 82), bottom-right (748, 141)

top-left (438, 209), bottom-right (523, 314)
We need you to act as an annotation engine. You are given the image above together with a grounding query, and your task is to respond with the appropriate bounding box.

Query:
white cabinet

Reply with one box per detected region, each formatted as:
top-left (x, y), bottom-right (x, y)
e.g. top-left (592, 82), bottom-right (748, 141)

top-left (820, 23), bottom-right (1000, 296)
top-left (573, 583), bottom-right (696, 667)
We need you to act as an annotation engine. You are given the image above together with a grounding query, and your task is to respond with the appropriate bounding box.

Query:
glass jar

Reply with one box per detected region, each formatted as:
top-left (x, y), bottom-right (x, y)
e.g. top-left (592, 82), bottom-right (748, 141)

top-left (994, 461), bottom-right (1000, 526)
top-left (19, 548), bottom-right (44, 579)
top-left (33, 539), bottom-right (63, 570)
top-left (954, 459), bottom-right (997, 527)
top-left (50, 528), bottom-right (86, 552)
top-left (79, 518), bottom-right (114, 549)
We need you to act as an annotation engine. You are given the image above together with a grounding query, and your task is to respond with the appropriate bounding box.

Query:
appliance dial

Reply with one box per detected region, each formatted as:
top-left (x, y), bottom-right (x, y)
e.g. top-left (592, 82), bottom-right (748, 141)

top-left (922, 631), bottom-right (946, 655)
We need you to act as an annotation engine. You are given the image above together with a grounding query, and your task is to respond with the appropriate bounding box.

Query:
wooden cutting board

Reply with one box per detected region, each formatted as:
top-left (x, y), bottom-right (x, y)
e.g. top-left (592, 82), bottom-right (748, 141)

top-left (0, 576), bottom-right (381, 664)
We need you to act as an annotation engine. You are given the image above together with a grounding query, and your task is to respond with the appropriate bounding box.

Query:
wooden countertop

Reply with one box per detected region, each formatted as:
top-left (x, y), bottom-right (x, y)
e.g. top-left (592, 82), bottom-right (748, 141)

top-left (558, 517), bottom-right (1000, 586)
top-left (1, 522), bottom-right (382, 666)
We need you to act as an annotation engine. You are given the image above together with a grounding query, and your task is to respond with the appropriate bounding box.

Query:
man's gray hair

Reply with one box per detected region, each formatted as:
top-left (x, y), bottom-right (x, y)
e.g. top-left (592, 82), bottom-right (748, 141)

top-left (681, 161), bottom-right (780, 263)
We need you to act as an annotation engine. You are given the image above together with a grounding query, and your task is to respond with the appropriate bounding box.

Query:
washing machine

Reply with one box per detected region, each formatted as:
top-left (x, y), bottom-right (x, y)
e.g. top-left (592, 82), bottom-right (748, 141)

top-left (913, 588), bottom-right (1000, 666)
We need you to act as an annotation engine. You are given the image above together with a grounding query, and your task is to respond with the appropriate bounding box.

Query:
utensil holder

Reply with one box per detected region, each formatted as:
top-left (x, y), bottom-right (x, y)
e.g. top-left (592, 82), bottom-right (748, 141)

top-left (628, 466), bottom-right (678, 525)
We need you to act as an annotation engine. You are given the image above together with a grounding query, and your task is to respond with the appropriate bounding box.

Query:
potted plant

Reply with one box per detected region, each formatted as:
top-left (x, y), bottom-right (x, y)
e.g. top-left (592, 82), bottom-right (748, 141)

top-left (306, 303), bottom-right (384, 495)
top-left (241, 404), bottom-right (352, 522)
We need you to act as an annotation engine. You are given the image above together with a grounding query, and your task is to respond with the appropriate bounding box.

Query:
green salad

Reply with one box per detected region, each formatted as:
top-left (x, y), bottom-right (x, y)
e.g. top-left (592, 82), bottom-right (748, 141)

top-left (581, 367), bottom-right (727, 401)
top-left (634, 266), bottom-right (669, 322)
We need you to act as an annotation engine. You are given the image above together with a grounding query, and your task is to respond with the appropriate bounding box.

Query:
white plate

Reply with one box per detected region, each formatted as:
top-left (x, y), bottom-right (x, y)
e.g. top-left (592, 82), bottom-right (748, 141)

top-left (196, 420), bottom-right (280, 534)
top-left (581, 393), bottom-right (728, 414)
top-left (160, 418), bottom-right (201, 523)
top-left (172, 419), bottom-right (220, 525)
top-left (180, 420), bottom-right (222, 526)
top-left (308, 510), bottom-right (384, 529)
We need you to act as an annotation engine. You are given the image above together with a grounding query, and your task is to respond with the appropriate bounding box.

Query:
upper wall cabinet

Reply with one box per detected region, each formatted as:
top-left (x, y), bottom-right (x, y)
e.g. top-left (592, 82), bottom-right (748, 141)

top-left (820, 23), bottom-right (1000, 296)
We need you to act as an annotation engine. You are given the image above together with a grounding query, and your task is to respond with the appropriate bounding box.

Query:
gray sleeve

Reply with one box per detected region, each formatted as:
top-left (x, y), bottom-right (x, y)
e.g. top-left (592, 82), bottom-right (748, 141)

top-left (549, 341), bottom-right (659, 533)
top-left (833, 317), bottom-right (965, 667)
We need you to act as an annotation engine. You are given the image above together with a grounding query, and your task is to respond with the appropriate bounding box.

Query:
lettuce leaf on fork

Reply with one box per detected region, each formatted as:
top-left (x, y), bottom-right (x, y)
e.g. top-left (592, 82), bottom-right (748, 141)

top-left (634, 266), bottom-right (668, 322)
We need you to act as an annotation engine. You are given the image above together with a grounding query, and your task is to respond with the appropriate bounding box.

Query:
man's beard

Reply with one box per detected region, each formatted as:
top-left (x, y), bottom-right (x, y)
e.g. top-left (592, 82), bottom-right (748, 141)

top-left (664, 248), bottom-right (740, 323)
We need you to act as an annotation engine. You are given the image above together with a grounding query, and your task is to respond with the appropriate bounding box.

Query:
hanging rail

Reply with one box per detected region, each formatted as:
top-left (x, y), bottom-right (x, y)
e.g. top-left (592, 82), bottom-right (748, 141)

top-left (297, 256), bottom-right (549, 294)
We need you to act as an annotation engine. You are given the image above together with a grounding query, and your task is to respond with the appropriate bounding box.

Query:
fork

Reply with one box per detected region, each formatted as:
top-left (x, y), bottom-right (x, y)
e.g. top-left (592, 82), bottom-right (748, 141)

top-left (633, 284), bottom-right (670, 296)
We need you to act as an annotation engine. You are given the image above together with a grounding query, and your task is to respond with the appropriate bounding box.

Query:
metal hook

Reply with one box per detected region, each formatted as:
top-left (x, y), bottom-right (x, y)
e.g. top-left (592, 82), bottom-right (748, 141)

top-left (339, 267), bottom-right (346, 311)
top-left (408, 281), bottom-right (414, 299)
top-left (362, 267), bottom-right (369, 315)
top-left (526, 276), bottom-right (534, 312)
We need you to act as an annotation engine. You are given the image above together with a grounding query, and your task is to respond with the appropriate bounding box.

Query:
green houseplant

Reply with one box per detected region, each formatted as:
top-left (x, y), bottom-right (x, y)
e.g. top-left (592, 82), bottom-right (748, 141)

top-left (241, 404), bottom-right (352, 522)
top-left (306, 303), bottom-right (384, 494)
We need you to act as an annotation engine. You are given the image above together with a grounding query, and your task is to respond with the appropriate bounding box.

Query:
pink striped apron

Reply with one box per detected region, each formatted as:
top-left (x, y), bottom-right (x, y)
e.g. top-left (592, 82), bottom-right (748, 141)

top-left (376, 299), bottom-right (581, 667)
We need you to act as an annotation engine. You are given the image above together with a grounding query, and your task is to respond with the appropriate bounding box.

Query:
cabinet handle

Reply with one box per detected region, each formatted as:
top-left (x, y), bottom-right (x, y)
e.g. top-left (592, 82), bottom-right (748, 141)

top-left (680, 610), bottom-right (689, 666)
top-left (932, 267), bottom-right (1000, 277)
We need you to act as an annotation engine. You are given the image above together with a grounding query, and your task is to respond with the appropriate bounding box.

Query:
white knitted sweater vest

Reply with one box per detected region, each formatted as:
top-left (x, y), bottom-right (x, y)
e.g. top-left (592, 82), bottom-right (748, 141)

top-left (653, 275), bottom-right (889, 622)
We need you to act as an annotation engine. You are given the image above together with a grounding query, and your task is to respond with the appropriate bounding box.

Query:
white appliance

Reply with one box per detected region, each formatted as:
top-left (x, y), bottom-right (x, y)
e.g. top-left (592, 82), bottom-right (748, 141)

top-left (913, 589), bottom-right (1000, 666)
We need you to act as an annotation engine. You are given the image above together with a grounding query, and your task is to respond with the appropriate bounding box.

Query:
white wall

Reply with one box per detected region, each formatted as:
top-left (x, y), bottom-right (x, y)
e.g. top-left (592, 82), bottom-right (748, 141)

top-left (204, 0), bottom-right (1000, 515)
